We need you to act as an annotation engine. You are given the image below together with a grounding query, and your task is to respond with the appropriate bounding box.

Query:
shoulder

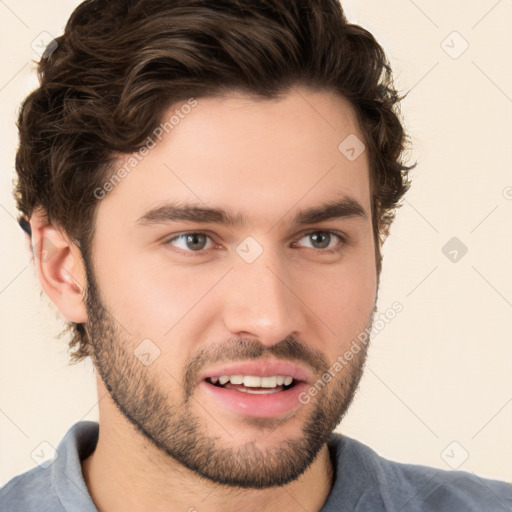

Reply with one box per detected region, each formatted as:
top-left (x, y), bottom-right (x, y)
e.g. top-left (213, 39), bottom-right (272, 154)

top-left (0, 464), bottom-right (62, 512)
top-left (0, 421), bottom-right (99, 512)
top-left (326, 433), bottom-right (512, 511)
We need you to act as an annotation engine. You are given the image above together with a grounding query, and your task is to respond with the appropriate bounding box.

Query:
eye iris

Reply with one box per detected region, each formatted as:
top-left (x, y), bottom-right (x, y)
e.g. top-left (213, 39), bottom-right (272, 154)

top-left (186, 234), bottom-right (207, 251)
top-left (310, 232), bottom-right (331, 249)
top-left (179, 233), bottom-right (335, 251)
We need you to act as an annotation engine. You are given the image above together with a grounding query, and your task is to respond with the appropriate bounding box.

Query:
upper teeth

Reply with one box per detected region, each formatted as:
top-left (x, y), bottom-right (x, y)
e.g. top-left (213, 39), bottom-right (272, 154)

top-left (211, 375), bottom-right (294, 387)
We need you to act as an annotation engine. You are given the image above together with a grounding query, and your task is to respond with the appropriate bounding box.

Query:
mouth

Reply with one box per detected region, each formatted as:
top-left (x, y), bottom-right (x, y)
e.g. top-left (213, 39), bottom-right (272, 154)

top-left (206, 374), bottom-right (298, 394)
top-left (198, 360), bottom-right (311, 418)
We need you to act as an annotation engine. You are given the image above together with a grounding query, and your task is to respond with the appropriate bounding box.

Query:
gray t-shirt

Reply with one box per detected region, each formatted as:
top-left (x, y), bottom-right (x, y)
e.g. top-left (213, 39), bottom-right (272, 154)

top-left (1, 421), bottom-right (511, 511)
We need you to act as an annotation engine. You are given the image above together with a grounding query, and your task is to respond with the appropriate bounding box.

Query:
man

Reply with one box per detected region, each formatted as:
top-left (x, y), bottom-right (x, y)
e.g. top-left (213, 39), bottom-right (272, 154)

top-left (1, 0), bottom-right (511, 510)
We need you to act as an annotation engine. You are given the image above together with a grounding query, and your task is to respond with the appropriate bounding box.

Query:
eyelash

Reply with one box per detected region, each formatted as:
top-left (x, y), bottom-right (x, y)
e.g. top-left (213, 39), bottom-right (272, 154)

top-left (164, 230), bottom-right (347, 258)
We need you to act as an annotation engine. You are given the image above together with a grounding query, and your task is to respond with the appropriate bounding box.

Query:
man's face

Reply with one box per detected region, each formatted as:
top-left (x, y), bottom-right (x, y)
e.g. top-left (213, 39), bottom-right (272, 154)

top-left (84, 87), bottom-right (377, 488)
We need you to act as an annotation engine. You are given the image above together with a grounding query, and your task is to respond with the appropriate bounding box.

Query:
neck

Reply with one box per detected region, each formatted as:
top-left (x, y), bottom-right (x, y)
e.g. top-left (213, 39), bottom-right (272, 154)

top-left (82, 406), bottom-right (334, 512)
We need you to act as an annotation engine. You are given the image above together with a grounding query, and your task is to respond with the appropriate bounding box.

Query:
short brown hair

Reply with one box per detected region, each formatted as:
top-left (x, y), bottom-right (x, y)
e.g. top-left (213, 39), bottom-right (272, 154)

top-left (14, 0), bottom-right (412, 360)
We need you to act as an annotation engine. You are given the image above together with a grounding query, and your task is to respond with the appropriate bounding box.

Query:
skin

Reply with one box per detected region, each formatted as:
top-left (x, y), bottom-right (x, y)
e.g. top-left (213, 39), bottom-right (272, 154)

top-left (30, 87), bottom-right (378, 512)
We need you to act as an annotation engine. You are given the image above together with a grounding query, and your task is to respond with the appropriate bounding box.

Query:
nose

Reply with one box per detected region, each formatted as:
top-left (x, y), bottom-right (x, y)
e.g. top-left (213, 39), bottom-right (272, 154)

top-left (221, 249), bottom-right (306, 346)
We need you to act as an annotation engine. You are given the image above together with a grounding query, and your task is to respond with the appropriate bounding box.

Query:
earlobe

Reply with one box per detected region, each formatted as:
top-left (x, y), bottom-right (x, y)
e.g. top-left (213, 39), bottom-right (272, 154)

top-left (29, 209), bottom-right (88, 323)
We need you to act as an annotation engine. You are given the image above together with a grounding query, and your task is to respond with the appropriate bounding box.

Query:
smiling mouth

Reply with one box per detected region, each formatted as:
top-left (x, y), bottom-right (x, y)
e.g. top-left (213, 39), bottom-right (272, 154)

top-left (206, 375), bottom-right (297, 394)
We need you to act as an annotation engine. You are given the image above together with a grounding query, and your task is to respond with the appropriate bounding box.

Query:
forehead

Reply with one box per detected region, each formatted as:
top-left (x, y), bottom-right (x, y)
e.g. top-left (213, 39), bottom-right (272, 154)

top-left (97, 88), bottom-right (371, 228)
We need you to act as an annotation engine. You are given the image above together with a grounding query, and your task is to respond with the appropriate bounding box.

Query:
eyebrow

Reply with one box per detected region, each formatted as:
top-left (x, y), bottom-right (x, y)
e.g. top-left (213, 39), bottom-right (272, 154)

top-left (136, 196), bottom-right (368, 229)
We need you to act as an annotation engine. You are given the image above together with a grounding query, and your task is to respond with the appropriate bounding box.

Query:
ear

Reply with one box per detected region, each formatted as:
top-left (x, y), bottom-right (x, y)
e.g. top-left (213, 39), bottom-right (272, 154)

top-left (29, 209), bottom-right (88, 323)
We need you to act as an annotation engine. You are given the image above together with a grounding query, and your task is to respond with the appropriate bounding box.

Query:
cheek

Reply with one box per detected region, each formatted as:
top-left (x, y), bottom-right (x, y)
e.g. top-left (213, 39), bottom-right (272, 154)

top-left (92, 228), bottom-right (376, 356)
top-left (295, 245), bottom-right (377, 343)
top-left (304, 270), bottom-right (374, 330)
top-left (97, 254), bottom-right (226, 342)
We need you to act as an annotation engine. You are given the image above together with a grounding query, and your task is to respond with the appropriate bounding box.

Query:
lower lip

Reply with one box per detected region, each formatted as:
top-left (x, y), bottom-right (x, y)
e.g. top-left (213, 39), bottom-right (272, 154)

top-left (200, 381), bottom-right (309, 418)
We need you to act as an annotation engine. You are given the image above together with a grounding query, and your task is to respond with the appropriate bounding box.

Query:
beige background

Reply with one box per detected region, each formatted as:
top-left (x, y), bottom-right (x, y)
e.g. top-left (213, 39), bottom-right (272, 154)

top-left (1, 0), bottom-right (511, 486)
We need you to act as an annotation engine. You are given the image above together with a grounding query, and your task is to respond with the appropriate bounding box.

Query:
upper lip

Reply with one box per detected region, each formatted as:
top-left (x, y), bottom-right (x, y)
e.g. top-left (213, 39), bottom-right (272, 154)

top-left (199, 359), bottom-right (313, 384)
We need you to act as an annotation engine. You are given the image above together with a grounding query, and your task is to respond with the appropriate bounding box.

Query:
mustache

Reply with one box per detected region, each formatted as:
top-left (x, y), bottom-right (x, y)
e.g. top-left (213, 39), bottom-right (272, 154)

top-left (182, 335), bottom-right (330, 396)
